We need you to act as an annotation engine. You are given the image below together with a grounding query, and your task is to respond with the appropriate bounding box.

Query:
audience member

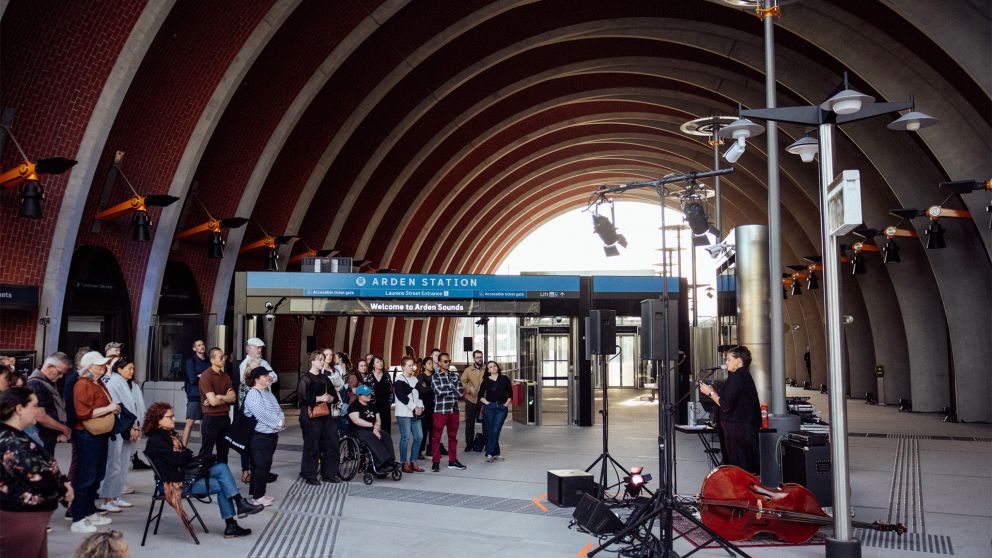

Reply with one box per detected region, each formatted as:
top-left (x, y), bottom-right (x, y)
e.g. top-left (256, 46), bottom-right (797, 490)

top-left (199, 347), bottom-right (236, 463)
top-left (478, 360), bottom-right (512, 462)
top-left (394, 357), bottom-right (424, 473)
top-left (142, 402), bottom-right (261, 539)
top-left (73, 530), bottom-right (130, 558)
top-left (182, 339), bottom-right (210, 447)
top-left (363, 355), bottom-right (394, 433)
top-left (243, 368), bottom-right (284, 507)
top-left (416, 356), bottom-right (441, 459)
top-left (430, 353), bottom-right (466, 472)
top-left (0, 387), bottom-right (72, 557)
top-left (460, 350), bottom-right (485, 452)
top-left (98, 358), bottom-right (143, 512)
top-left (347, 385), bottom-right (397, 473)
top-left (70, 351), bottom-right (119, 533)
top-left (297, 351), bottom-right (340, 485)
top-left (27, 353), bottom-right (73, 452)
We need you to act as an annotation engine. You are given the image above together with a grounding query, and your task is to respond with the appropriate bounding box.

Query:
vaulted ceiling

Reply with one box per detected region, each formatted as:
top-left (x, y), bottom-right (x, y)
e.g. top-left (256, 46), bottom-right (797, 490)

top-left (1, 0), bottom-right (989, 420)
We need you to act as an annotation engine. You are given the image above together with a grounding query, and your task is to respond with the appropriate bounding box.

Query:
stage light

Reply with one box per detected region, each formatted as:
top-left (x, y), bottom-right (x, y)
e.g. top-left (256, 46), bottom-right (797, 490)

top-left (791, 279), bottom-right (803, 296)
top-left (592, 213), bottom-right (626, 257)
top-left (623, 466), bottom-right (652, 498)
top-left (925, 220), bottom-right (945, 249)
top-left (207, 232), bottom-right (225, 259)
top-left (786, 134), bottom-right (818, 163)
top-left (17, 180), bottom-right (43, 219)
top-left (264, 248), bottom-right (279, 271)
top-left (683, 201), bottom-right (712, 235)
top-left (131, 210), bottom-right (151, 242)
top-left (851, 252), bottom-right (866, 275)
top-left (807, 270), bottom-right (819, 290)
top-left (882, 239), bottom-right (900, 263)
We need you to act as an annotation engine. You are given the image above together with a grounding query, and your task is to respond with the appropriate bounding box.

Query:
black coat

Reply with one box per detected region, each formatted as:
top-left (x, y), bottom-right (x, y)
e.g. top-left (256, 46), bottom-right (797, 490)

top-left (144, 428), bottom-right (193, 483)
top-left (717, 366), bottom-right (761, 429)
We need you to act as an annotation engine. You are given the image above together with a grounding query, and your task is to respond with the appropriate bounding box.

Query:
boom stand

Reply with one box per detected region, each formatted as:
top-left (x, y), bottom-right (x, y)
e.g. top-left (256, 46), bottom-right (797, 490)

top-left (589, 332), bottom-right (748, 558)
top-left (585, 352), bottom-right (633, 497)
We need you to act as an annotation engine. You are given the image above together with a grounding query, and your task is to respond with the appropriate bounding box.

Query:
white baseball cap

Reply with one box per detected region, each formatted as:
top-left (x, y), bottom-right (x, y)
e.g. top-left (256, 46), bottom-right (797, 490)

top-left (246, 337), bottom-right (265, 347)
top-left (79, 351), bottom-right (111, 369)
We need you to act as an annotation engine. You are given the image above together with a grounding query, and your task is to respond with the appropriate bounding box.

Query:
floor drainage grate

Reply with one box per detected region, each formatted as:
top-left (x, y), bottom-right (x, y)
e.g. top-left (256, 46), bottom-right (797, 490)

top-left (857, 529), bottom-right (954, 555)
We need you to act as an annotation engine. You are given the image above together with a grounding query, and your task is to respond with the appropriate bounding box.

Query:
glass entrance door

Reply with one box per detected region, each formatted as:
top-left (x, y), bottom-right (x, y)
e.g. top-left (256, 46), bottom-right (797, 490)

top-left (606, 333), bottom-right (638, 387)
top-left (540, 334), bottom-right (569, 387)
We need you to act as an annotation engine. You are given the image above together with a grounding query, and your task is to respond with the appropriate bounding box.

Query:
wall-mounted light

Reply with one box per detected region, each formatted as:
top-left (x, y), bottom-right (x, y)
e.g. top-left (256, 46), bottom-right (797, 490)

top-left (94, 152), bottom-right (179, 242)
top-left (240, 221), bottom-right (297, 271)
top-left (174, 194), bottom-right (248, 259)
top-left (0, 116), bottom-right (77, 218)
top-left (288, 245), bottom-right (340, 265)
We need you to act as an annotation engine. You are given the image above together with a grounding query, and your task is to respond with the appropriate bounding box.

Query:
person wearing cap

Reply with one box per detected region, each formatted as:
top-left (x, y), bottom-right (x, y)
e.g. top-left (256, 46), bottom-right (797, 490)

top-left (347, 385), bottom-right (397, 473)
top-left (199, 348), bottom-right (237, 464)
top-left (104, 342), bottom-right (123, 373)
top-left (243, 367), bottom-right (284, 507)
top-left (238, 338), bottom-right (277, 392)
top-left (70, 352), bottom-right (120, 533)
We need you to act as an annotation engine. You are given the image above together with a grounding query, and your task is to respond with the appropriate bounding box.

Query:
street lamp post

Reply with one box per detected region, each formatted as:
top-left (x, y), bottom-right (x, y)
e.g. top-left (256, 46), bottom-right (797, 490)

top-left (741, 75), bottom-right (936, 558)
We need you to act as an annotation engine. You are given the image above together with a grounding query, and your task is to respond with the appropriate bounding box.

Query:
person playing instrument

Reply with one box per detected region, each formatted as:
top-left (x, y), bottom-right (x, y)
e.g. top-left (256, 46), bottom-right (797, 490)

top-left (698, 346), bottom-right (760, 474)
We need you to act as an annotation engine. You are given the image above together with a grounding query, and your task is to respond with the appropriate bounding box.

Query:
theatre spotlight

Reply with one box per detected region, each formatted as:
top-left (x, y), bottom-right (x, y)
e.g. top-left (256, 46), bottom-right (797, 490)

top-left (791, 279), bottom-right (802, 296)
top-left (0, 123), bottom-right (77, 218)
top-left (131, 210), bottom-right (151, 242)
top-left (683, 200), bottom-right (711, 235)
top-left (882, 238), bottom-right (900, 263)
top-left (807, 270), bottom-right (819, 290)
top-left (851, 251), bottom-right (866, 275)
top-left (264, 248), bottom-right (279, 271)
top-left (207, 232), bottom-right (225, 259)
top-left (925, 220), bottom-right (945, 249)
top-left (622, 466), bottom-right (652, 498)
top-left (592, 213), bottom-right (627, 257)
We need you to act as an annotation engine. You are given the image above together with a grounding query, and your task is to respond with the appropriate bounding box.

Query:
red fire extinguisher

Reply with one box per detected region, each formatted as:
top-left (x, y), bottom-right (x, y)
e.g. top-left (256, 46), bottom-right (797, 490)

top-left (760, 403), bottom-right (769, 429)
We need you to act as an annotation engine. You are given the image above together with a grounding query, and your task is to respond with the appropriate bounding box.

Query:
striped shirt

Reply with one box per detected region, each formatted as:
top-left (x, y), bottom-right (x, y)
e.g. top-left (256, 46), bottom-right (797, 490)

top-left (431, 370), bottom-right (463, 414)
top-left (243, 388), bottom-right (284, 434)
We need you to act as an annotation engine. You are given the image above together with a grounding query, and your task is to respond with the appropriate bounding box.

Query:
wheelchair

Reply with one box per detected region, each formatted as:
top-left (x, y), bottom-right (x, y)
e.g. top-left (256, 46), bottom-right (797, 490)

top-left (338, 434), bottom-right (402, 485)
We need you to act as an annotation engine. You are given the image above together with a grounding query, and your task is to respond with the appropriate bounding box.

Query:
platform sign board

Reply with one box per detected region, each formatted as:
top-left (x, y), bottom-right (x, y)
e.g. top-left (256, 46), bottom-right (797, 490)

top-left (287, 298), bottom-right (540, 316)
top-left (592, 276), bottom-right (680, 298)
top-left (827, 170), bottom-right (862, 237)
top-left (245, 272), bottom-right (580, 300)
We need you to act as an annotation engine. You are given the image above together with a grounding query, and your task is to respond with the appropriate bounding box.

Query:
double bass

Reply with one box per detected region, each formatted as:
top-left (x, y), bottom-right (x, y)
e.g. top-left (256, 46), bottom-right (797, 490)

top-left (699, 466), bottom-right (905, 544)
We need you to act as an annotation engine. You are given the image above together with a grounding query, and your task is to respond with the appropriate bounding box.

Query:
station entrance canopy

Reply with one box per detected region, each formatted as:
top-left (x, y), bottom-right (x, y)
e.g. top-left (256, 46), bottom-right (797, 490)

top-left (235, 272), bottom-right (678, 317)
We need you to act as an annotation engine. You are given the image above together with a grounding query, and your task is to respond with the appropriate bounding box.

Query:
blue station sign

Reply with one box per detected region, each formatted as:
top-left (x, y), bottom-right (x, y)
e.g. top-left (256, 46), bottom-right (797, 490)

top-left (245, 272), bottom-right (581, 300)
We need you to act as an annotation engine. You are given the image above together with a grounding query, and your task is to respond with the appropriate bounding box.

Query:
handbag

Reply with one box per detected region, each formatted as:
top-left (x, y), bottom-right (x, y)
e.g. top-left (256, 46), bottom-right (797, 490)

top-left (182, 454), bottom-right (216, 484)
top-left (309, 401), bottom-right (330, 418)
top-left (224, 403), bottom-right (258, 454)
top-left (83, 413), bottom-right (115, 436)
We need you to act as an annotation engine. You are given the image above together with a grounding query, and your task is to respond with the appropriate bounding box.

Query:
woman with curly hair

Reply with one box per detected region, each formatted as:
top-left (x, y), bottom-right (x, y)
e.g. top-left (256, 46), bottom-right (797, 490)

top-left (74, 530), bottom-right (130, 558)
top-left (142, 402), bottom-right (261, 538)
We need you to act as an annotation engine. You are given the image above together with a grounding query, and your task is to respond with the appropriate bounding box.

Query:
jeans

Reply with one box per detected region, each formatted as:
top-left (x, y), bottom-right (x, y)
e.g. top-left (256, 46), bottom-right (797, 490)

top-left (100, 436), bottom-right (129, 499)
top-left (396, 416), bottom-right (423, 463)
top-left (300, 413), bottom-right (339, 480)
top-left (200, 415), bottom-right (230, 463)
top-left (188, 463), bottom-right (240, 519)
top-left (249, 432), bottom-right (277, 499)
top-left (431, 411), bottom-right (459, 464)
top-left (71, 430), bottom-right (109, 521)
top-left (482, 403), bottom-right (508, 457)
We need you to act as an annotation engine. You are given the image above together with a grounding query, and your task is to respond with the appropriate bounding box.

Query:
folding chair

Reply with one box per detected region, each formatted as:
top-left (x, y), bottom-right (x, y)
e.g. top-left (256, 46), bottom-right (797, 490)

top-left (141, 451), bottom-right (209, 546)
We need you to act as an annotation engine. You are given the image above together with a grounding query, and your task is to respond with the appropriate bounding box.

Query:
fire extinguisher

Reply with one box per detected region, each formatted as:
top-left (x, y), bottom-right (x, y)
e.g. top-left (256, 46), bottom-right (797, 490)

top-left (760, 402), bottom-right (769, 429)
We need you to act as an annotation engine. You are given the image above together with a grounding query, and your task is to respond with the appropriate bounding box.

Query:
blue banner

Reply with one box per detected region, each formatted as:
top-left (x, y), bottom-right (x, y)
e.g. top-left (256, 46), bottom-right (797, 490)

top-left (592, 276), bottom-right (680, 294)
top-left (245, 272), bottom-right (581, 300)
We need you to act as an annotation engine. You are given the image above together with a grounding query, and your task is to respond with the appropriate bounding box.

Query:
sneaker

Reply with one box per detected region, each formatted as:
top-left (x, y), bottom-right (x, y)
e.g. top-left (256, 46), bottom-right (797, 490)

top-left (122, 485), bottom-right (135, 495)
top-left (87, 513), bottom-right (112, 526)
top-left (71, 520), bottom-right (96, 533)
top-left (486, 455), bottom-right (494, 462)
top-left (97, 502), bottom-right (122, 513)
top-left (439, 444), bottom-right (448, 456)
top-left (113, 498), bottom-right (133, 508)
top-left (447, 460), bottom-right (467, 470)
top-left (431, 463), bottom-right (440, 472)
top-left (255, 495), bottom-right (275, 507)
top-left (494, 455), bottom-right (505, 461)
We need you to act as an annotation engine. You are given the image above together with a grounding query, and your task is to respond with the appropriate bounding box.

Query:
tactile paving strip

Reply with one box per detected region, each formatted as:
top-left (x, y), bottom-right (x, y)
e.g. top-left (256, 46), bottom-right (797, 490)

top-left (246, 480), bottom-right (346, 558)
top-left (857, 529), bottom-right (954, 555)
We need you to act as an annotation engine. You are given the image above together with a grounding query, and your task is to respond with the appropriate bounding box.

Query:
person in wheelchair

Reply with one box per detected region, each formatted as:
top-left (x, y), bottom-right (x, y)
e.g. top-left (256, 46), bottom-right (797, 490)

top-left (143, 402), bottom-right (262, 538)
top-left (347, 385), bottom-right (398, 475)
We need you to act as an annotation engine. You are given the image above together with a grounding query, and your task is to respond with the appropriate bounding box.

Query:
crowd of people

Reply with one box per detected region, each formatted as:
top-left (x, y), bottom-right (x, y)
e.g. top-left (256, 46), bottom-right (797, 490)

top-left (0, 341), bottom-right (513, 557)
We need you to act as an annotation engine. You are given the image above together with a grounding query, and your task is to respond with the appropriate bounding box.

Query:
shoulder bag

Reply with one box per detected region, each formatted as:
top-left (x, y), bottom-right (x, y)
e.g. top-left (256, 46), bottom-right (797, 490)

top-left (308, 376), bottom-right (331, 418)
top-left (83, 413), bottom-right (115, 436)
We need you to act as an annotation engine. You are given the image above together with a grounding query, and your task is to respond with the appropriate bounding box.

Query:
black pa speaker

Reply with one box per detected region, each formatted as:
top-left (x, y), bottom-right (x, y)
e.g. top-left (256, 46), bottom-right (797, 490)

top-left (640, 299), bottom-right (678, 361)
top-left (547, 469), bottom-right (595, 507)
top-left (305, 335), bottom-right (317, 353)
top-left (587, 309), bottom-right (616, 356)
top-left (572, 493), bottom-right (624, 534)
top-left (462, 336), bottom-right (473, 352)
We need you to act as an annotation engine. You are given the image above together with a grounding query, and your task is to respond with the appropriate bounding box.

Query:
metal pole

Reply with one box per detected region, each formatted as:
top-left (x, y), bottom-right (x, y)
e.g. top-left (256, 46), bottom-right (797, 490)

top-left (713, 143), bottom-right (722, 237)
top-left (764, 10), bottom-right (786, 418)
top-left (819, 122), bottom-right (858, 554)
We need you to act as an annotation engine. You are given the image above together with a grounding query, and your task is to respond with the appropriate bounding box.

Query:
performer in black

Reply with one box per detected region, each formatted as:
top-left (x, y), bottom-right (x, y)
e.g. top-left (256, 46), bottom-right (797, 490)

top-left (698, 346), bottom-right (760, 474)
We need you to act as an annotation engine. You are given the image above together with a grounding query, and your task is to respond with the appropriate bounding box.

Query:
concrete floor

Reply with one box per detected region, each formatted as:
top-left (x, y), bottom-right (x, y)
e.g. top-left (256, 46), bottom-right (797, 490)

top-left (43, 387), bottom-right (991, 557)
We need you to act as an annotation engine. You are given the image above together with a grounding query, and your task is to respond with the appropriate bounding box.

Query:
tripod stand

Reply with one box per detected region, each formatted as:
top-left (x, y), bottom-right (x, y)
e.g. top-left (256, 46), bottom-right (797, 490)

top-left (585, 352), bottom-right (634, 498)
top-left (589, 352), bottom-right (748, 558)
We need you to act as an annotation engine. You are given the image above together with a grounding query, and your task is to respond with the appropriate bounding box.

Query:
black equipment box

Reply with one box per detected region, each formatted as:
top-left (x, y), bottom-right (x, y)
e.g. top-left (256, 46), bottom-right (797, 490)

top-left (547, 469), bottom-right (595, 507)
top-left (787, 431), bottom-right (828, 446)
top-left (782, 438), bottom-right (833, 507)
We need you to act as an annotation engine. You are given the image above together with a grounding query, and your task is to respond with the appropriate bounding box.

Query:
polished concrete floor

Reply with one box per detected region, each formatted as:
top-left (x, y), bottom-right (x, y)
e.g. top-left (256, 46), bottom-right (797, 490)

top-left (44, 387), bottom-right (991, 557)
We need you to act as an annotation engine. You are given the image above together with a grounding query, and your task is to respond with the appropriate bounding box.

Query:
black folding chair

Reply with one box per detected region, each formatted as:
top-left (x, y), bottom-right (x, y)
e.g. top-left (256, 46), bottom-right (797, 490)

top-left (141, 451), bottom-right (209, 546)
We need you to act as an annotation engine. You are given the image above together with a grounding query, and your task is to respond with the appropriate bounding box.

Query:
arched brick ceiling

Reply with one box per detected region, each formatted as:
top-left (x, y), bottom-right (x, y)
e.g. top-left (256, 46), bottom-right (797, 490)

top-left (3, 0), bottom-right (988, 418)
